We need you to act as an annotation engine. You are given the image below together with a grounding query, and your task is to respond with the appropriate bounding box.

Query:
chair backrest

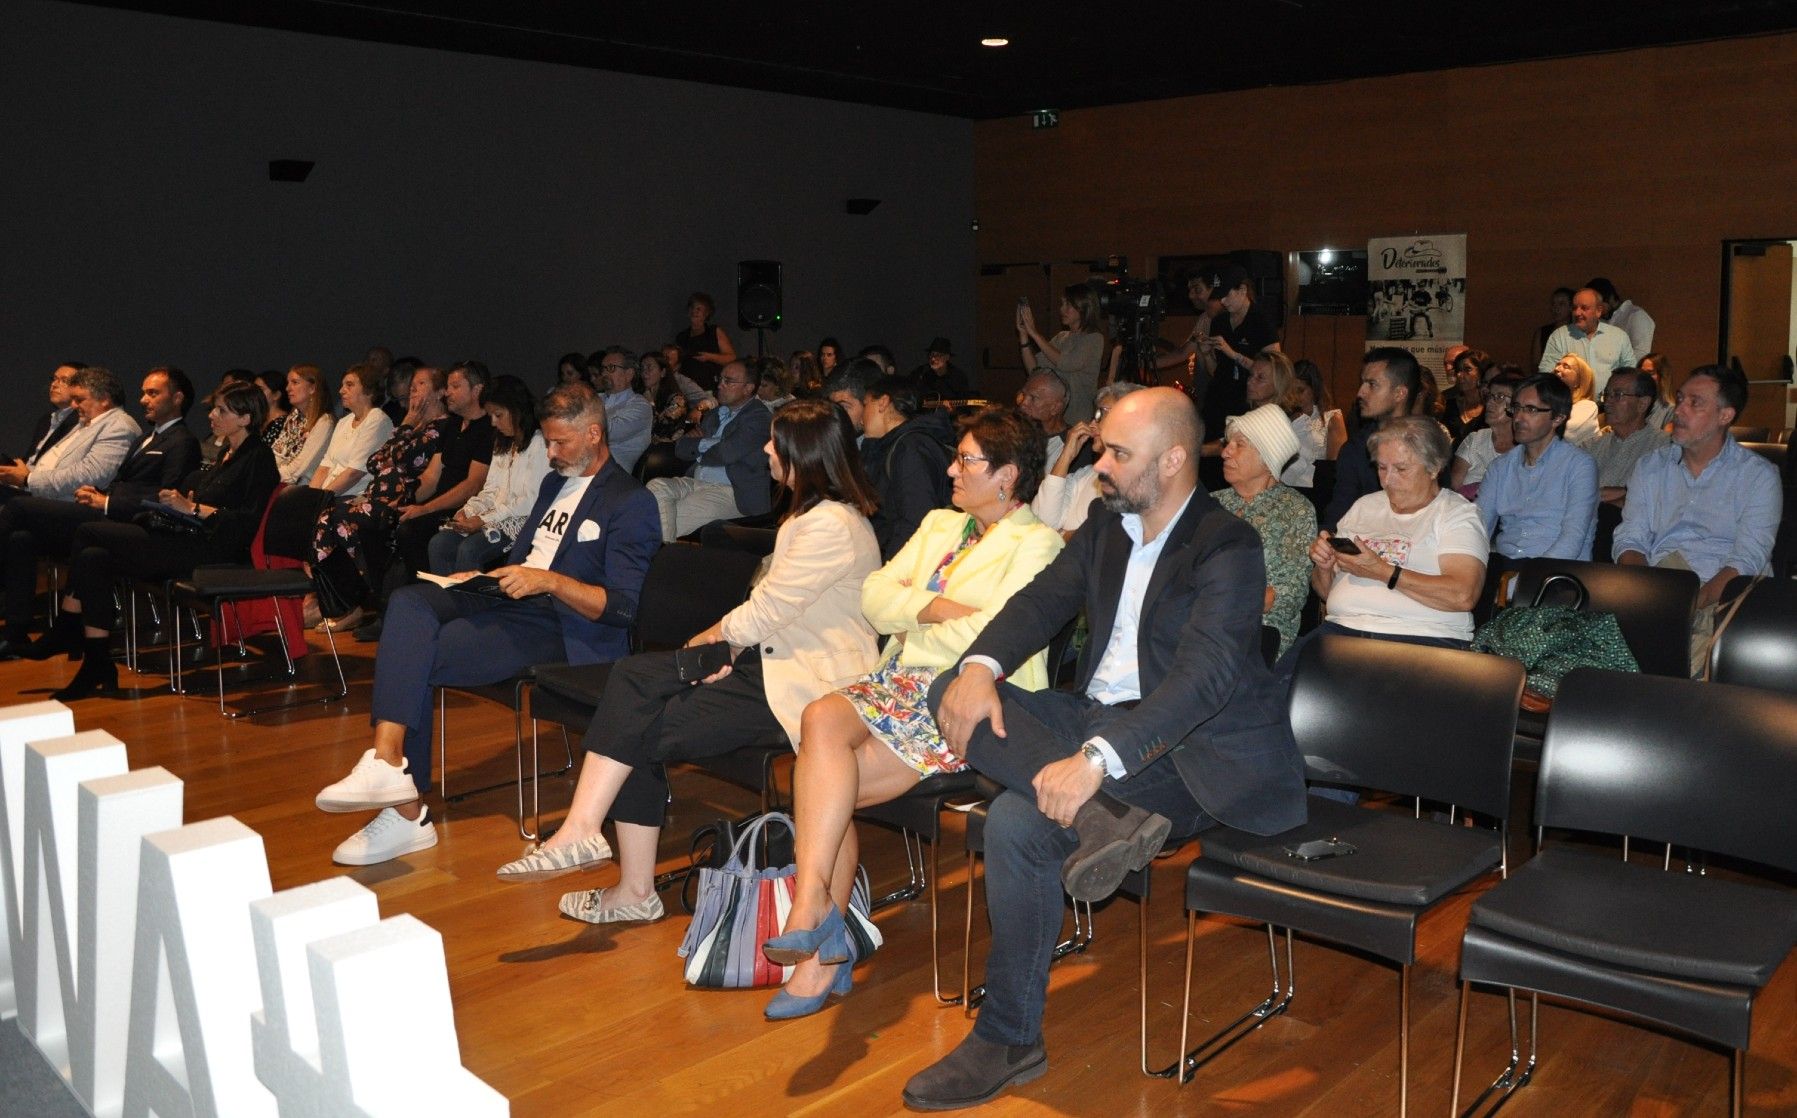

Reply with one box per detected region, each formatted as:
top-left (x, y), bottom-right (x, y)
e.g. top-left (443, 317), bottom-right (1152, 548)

top-left (1540, 668), bottom-right (1797, 874)
top-left (1289, 635), bottom-right (1524, 820)
top-left (1741, 441), bottom-right (1786, 473)
top-left (1506, 557), bottom-right (1697, 678)
top-left (1710, 576), bottom-right (1797, 695)
top-left (634, 542), bottom-right (765, 651)
top-left (1730, 426), bottom-right (1771, 444)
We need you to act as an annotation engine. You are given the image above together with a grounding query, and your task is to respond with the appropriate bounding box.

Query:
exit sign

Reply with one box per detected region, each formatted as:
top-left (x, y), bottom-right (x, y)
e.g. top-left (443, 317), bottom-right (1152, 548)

top-left (1032, 108), bottom-right (1059, 129)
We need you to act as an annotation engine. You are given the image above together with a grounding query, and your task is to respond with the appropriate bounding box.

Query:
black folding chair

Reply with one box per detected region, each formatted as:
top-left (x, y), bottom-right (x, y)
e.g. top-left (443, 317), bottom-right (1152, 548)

top-left (1166, 636), bottom-right (1523, 1117)
top-left (1452, 669), bottom-right (1797, 1118)
top-left (1709, 575), bottom-right (1797, 694)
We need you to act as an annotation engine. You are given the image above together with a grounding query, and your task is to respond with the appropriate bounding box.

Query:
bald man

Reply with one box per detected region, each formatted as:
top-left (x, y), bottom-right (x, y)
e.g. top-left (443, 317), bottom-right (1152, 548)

top-left (1538, 286), bottom-right (1636, 395)
top-left (909, 388), bottom-right (1307, 1109)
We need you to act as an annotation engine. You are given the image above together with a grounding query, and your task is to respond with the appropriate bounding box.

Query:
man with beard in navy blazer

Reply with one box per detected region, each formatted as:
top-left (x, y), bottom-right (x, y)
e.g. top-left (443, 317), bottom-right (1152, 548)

top-left (312, 383), bottom-right (661, 867)
top-left (909, 387), bottom-right (1308, 1109)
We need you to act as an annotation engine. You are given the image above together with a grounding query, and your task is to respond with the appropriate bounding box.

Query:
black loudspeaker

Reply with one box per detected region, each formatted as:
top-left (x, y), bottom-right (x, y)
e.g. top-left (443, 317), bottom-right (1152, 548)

top-left (1229, 249), bottom-right (1284, 330)
top-left (737, 260), bottom-right (783, 331)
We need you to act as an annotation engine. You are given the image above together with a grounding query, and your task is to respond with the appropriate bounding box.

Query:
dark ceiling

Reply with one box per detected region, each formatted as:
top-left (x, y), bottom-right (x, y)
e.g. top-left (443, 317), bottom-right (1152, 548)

top-left (78, 0), bottom-right (1797, 118)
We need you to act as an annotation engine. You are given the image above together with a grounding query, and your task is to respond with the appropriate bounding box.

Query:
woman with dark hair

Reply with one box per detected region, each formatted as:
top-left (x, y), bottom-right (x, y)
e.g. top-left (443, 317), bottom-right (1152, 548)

top-left (1443, 348), bottom-right (1496, 445)
top-left (254, 370), bottom-right (292, 446)
top-left (789, 349), bottom-right (822, 398)
top-left (639, 349), bottom-right (711, 442)
top-left (270, 364), bottom-right (336, 484)
top-left (1017, 283), bottom-right (1104, 422)
top-left (556, 352), bottom-right (586, 387)
top-left (1638, 352), bottom-right (1673, 429)
top-left (762, 407), bottom-right (1063, 1018)
top-left (675, 291), bottom-right (737, 392)
top-left (427, 375), bottom-right (550, 575)
top-left (310, 363), bottom-right (394, 496)
top-left (311, 366), bottom-right (449, 631)
top-left (39, 383), bottom-right (280, 699)
top-left (757, 355), bottom-right (797, 409)
top-left (497, 399), bottom-right (883, 931)
top-left (816, 337), bottom-right (844, 382)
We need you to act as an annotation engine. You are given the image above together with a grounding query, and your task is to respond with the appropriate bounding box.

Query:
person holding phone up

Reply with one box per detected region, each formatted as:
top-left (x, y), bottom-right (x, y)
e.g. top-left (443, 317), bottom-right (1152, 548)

top-left (1278, 415), bottom-right (1488, 678)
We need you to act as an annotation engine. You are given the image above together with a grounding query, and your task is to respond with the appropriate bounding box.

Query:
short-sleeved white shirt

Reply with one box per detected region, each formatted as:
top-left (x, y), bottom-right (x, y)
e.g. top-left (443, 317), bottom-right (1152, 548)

top-left (1326, 488), bottom-right (1489, 641)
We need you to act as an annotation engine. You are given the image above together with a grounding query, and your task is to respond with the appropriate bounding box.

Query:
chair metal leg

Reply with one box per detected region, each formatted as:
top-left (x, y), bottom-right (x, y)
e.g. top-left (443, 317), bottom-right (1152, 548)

top-left (928, 839), bottom-right (962, 1006)
top-left (174, 596), bottom-right (347, 718)
top-left (1452, 982), bottom-right (1537, 1117)
top-left (960, 857), bottom-right (1095, 1013)
top-left (1138, 884), bottom-right (1155, 1075)
top-left (1732, 1048), bottom-right (1744, 1118)
top-left (1160, 921), bottom-right (1294, 1083)
top-left (444, 686), bottom-right (574, 812)
top-left (872, 828), bottom-right (928, 911)
top-left (962, 850), bottom-right (980, 1016)
top-left (1399, 964), bottom-right (1410, 1118)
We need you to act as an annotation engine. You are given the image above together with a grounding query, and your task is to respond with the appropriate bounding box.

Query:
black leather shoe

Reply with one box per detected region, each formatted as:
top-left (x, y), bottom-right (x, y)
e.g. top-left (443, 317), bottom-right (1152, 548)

top-left (50, 675), bottom-right (121, 701)
top-left (0, 638), bottom-right (28, 661)
top-left (902, 1031), bottom-right (1046, 1111)
top-left (353, 616), bottom-right (383, 643)
top-left (1059, 791), bottom-right (1171, 903)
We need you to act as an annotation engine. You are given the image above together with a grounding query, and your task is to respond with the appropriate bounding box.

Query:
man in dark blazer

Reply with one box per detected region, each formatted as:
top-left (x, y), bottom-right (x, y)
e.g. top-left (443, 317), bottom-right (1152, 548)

top-left (17, 363), bottom-right (81, 464)
top-left (313, 383), bottom-right (661, 867)
top-left (647, 359), bottom-right (772, 541)
top-left (0, 367), bottom-right (201, 658)
top-left (908, 387), bottom-right (1309, 1110)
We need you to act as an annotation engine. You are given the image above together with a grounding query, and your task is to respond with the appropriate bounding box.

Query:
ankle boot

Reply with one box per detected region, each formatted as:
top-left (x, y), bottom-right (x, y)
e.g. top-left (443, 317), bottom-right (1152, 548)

top-left (24, 610), bottom-right (84, 661)
top-left (50, 636), bottom-right (119, 701)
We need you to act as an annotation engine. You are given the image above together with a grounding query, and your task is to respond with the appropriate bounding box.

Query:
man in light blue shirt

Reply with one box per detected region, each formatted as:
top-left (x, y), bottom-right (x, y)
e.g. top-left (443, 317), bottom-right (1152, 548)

top-left (645, 360), bottom-right (772, 541)
top-left (1538, 287), bottom-right (1637, 395)
top-left (1477, 374), bottom-right (1598, 560)
top-left (1615, 365), bottom-right (1780, 652)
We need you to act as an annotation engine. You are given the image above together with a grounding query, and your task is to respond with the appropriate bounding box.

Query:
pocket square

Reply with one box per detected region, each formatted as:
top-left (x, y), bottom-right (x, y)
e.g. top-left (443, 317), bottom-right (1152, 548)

top-left (576, 520), bottom-right (601, 543)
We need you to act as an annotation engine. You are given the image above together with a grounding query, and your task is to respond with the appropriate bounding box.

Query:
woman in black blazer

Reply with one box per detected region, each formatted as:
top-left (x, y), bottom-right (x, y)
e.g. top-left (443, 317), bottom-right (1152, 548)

top-left (38, 383), bottom-right (280, 699)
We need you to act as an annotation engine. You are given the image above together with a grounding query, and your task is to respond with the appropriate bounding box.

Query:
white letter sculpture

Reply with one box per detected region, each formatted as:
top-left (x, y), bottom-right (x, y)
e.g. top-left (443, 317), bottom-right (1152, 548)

top-left (0, 699), bottom-right (75, 1020)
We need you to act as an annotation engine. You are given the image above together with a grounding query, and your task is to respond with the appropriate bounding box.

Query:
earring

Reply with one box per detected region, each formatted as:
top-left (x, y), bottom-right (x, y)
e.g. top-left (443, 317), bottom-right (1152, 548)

top-left (998, 488), bottom-right (1007, 501)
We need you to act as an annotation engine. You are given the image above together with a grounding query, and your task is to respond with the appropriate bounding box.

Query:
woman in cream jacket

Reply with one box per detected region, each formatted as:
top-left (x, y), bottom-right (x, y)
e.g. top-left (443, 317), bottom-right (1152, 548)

top-left (497, 399), bottom-right (883, 928)
top-left (760, 408), bottom-right (1063, 1019)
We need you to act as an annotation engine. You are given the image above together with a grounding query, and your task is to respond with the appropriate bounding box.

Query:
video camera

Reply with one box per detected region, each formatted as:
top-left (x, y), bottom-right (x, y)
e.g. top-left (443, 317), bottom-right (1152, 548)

top-left (1090, 256), bottom-right (1167, 386)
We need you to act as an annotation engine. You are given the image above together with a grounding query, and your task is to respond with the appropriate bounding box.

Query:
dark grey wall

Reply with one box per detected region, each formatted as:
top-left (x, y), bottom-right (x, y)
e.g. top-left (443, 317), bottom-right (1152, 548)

top-left (0, 1), bottom-right (974, 449)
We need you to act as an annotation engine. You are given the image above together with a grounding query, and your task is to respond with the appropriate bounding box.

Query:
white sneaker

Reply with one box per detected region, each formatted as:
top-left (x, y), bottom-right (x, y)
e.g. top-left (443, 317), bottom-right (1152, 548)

top-left (332, 806), bottom-right (438, 866)
top-left (316, 748), bottom-right (420, 812)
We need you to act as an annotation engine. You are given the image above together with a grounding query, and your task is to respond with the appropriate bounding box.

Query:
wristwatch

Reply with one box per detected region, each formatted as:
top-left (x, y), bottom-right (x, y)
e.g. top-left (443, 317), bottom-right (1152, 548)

top-left (1079, 740), bottom-right (1108, 773)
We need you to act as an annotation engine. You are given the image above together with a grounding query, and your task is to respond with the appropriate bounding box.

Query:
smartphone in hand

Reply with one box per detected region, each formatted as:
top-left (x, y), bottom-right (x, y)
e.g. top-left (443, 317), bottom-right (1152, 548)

top-left (674, 642), bottom-right (732, 683)
top-left (1327, 535), bottom-right (1363, 556)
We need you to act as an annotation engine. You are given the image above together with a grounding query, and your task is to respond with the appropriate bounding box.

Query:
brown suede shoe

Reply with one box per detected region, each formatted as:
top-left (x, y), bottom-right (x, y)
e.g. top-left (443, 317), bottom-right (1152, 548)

top-left (902, 1031), bottom-right (1047, 1111)
top-left (1059, 790), bottom-right (1172, 903)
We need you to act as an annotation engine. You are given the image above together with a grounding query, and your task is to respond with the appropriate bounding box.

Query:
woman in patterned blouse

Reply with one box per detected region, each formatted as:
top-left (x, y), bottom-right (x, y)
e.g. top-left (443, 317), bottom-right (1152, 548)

top-left (1213, 403), bottom-right (1316, 658)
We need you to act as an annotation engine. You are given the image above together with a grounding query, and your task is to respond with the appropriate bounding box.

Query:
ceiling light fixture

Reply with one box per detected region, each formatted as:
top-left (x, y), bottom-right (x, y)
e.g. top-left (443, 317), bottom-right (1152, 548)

top-left (980, 37), bottom-right (1009, 47)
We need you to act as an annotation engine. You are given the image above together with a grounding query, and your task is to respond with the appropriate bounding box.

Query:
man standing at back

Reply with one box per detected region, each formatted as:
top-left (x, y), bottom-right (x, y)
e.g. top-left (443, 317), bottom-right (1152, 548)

top-left (1323, 347), bottom-right (1422, 531)
top-left (1539, 286), bottom-right (1636, 396)
top-left (909, 387), bottom-right (1307, 1109)
top-left (1588, 276), bottom-right (1654, 358)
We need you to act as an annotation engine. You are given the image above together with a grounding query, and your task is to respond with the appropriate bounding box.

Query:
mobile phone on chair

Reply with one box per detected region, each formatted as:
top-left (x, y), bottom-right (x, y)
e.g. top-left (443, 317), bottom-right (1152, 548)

top-left (1284, 837), bottom-right (1356, 861)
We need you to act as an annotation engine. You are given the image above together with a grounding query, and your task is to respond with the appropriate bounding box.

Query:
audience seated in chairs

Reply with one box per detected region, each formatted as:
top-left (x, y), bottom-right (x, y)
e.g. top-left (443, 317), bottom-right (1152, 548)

top-left (311, 366), bottom-right (449, 632)
top-left (426, 375), bottom-right (550, 575)
top-left (11, 362), bottom-right (80, 470)
top-left (1614, 363), bottom-right (1782, 673)
top-left (590, 348), bottom-right (653, 474)
top-left (855, 373), bottom-right (954, 560)
top-left (1322, 347), bottom-right (1423, 531)
top-left (496, 399), bottom-right (881, 928)
top-left (1213, 403), bottom-right (1316, 659)
top-left (308, 362), bottom-right (394, 500)
top-left (384, 361), bottom-right (495, 616)
top-left (313, 383), bottom-right (659, 866)
top-left (1589, 366), bottom-right (1670, 507)
top-left (765, 407), bottom-right (1063, 1020)
top-left (34, 382), bottom-right (279, 700)
top-left (1033, 381), bottom-right (1143, 539)
top-left (1015, 370), bottom-right (1072, 464)
top-left (645, 359), bottom-right (772, 541)
top-left (1476, 373), bottom-right (1599, 561)
top-left (1287, 415), bottom-right (1488, 677)
top-left (269, 364), bottom-right (336, 485)
top-left (910, 388), bottom-right (1308, 1110)
top-left (1450, 367), bottom-right (1523, 500)
top-left (0, 365), bottom-right (141, 503)
top-left (0, 366), bottom-right (202, 658)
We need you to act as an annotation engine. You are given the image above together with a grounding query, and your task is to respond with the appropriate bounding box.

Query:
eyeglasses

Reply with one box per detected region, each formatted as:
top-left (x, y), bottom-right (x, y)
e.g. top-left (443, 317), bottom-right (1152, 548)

top-left (1511, 403), bottom-right (1554, 417)
top-left (955, 453), bottom-right (991, 469)
top-left (717, 377), bottom-right (753, 387)
top-left (600, 363), bottom-right (632, 373)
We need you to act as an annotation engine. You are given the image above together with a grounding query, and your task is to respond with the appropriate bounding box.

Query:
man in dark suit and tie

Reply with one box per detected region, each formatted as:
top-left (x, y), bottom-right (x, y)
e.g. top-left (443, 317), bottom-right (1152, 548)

top-left (646, 359), bottom-right (772, 541)
top-left (907, 387), bottom-right (1309, 1109)
top-left (0, 367), bottom-right (201, 658)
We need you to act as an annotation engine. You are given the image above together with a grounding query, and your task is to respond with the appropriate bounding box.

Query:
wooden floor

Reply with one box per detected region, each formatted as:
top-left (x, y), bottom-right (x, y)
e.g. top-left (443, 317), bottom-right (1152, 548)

top-left (7, 634), bottom-right (1796, 1117)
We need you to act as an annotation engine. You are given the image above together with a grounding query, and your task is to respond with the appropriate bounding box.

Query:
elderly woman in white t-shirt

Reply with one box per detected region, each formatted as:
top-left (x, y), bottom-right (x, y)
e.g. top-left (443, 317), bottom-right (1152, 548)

top-left (1282, 415), bottom-right (1488, 675)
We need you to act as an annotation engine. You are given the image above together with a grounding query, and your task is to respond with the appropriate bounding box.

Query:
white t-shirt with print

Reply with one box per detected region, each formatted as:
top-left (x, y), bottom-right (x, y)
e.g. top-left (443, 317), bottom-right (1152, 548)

top-left (521, 473), bottom-right (594, 570)
top-left (1326, 488), bottom-right (1489, 641)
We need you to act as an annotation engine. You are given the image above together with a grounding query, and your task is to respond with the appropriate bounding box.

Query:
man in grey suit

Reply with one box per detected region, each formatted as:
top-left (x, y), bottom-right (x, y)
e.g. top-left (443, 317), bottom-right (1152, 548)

top-left (909, 387), bottom-right (1309, 1109)
top-left (646, 359), bottom-right (772, 541)
top-left (0, 366), bottom-right (141, 502)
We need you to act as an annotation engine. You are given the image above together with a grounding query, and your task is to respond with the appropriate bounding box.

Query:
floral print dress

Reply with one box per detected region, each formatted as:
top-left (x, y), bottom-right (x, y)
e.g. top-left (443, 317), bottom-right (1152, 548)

top-left (312, 420), bottom-right (442, 565)
top-left (836, 518), bottom-right (984, 777)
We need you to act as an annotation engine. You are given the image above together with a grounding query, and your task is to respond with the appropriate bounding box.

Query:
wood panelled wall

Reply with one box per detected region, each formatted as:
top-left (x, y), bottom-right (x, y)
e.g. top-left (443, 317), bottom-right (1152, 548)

top-left (972, 33), bottom-right (1797, 420)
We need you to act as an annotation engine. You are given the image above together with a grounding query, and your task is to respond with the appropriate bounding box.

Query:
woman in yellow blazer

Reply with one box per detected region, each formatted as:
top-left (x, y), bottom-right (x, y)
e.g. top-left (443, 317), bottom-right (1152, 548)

top-left (496, 400), bottom-right (882, 929)
top-left (762, 408), bottom-right (1064, 1019)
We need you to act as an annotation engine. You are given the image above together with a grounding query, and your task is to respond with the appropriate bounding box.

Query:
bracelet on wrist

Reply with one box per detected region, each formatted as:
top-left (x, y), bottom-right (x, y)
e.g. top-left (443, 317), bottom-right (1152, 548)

top-left (1386, 563), bottom-right (1403, 590)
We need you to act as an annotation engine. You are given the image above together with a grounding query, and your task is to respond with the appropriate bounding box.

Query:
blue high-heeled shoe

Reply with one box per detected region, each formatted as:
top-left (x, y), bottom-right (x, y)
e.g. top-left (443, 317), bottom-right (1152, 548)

top-left (762, 904), bottom-right (849, 966)
top-left (763, 941), bottom-right (856, 1020)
